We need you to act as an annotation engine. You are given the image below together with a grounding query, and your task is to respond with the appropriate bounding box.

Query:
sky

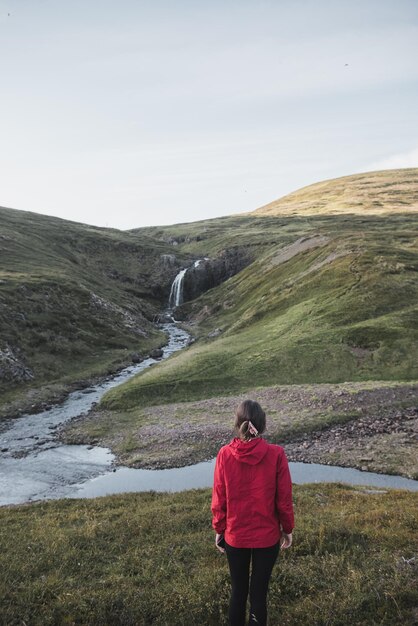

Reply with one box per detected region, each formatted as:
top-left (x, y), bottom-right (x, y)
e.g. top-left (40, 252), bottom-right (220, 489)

top-left (0, 0), bottom-right (417, 230)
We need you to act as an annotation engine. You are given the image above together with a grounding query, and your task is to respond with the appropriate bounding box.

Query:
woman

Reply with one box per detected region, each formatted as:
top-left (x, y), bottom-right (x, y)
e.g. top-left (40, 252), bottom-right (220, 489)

top-left (211, 399), bottom-right (294, 626)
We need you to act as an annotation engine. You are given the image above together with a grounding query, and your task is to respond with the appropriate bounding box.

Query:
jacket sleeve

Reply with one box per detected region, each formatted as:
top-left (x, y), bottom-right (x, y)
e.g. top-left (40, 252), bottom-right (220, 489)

top-left (276, 449), bottom-right (294, 534)
top-left (211, 449), bottom-right (227, 533)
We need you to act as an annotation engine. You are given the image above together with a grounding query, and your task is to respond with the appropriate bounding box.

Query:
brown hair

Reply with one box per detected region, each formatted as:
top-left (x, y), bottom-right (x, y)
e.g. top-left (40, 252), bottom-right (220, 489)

top-left (234, 400), bottom-right (266, 441)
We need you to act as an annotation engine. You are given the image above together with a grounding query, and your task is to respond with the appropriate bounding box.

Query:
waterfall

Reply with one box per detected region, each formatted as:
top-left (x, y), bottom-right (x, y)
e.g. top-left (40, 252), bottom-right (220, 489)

top-left (168, 268), bottom-right (188, 309)
top-left (168, 259), bottom-right (207, 309)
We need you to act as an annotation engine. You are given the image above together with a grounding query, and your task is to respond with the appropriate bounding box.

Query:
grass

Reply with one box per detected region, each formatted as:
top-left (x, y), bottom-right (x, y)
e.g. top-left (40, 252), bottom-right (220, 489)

top-left (61, 380), bottom-right (418, 477)
top-left (0, 484), bottom-right (417, 625)
top-left (0, 206), bottom-right (192, 417)
top-left (3, 170), bottom-right (418, 417)
top-left (102, 211), bottom-right (418, 410)
top-left (1, 170), bottom-right (418, 624)
top-left (253, 168), bottom-right (418, 217)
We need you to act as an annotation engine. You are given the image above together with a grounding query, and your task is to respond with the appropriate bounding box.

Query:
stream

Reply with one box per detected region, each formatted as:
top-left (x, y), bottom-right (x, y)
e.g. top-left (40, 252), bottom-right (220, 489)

top-left (68, 458), bottom-right (418, 499)
top-left (1, 319), bottom-right (418, 507)
top-left (0, 320), bottom-right (190, 506)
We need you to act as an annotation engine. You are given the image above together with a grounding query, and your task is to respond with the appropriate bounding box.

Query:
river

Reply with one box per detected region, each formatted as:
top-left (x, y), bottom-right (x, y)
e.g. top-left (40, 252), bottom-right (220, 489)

top-left (1, 320), bottom-right (417, 507)
top-left (0, 320), bottom-right (190, 506)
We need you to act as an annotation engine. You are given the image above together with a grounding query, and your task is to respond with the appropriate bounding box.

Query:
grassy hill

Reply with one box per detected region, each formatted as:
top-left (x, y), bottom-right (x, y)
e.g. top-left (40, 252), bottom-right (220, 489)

top-left (2, 169), bottom-right (417, 419)
top-left (253, 168), bottom-right (418, 216)
top-left (0, 207), bottom-right (191, 417)
top-left (101, 169), bottom-right (418, 411)
top-left (2, 170), bottom-right (418, 625)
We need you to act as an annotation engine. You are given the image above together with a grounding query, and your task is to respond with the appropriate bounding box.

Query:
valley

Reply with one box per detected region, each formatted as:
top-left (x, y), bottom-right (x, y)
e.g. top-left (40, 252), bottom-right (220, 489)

top-left (1, 167), bottom-right (418, 625)
top-left (1, 168), bottom-right (417, 484)
top-left (61, 380), bottom-right (418, 479)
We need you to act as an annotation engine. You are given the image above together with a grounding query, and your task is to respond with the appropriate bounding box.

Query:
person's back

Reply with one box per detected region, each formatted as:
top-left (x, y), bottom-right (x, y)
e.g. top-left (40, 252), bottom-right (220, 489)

top-left (213, 437), bottom-right (293, 549)
top-left (212, 399), bottom-right (294, 626)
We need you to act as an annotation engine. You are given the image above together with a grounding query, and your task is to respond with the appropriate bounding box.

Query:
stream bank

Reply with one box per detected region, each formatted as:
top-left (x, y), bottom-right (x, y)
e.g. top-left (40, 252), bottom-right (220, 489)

top-left (0, 342), bottom-right (169, 423)
top-left (1, 257), bottom-right (417, 505)
top-left (61, 380), bottom-right (418, 479)
top-left (0, 321), bottom-right (191, 506)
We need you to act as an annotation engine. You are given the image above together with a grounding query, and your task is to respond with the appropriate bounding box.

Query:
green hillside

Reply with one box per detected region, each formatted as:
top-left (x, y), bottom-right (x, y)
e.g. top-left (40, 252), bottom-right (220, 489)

top-left (102, 169), bottom-right (418, 410)
top-left (2, 169), bottom-right (417, 418)
top-left (2, 173), bottom-right (418, 626)
top-left (0, 207), bottom-right (190, 416)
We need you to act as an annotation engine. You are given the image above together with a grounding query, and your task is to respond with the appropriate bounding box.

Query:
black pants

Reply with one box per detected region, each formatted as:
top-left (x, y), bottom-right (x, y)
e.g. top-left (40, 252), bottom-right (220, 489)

top-left (225, 541), bottom-right (279, 626)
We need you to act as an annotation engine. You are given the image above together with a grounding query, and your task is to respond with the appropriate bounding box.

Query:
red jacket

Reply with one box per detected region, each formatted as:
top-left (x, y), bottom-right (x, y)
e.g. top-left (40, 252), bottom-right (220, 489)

top-left (211, 437), bottom-right (294, 548)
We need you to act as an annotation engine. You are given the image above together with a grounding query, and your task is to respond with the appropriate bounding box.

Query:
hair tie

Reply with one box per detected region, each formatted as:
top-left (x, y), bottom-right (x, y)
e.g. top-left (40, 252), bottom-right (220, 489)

top-left (248, 420), bottom-right (258, 436)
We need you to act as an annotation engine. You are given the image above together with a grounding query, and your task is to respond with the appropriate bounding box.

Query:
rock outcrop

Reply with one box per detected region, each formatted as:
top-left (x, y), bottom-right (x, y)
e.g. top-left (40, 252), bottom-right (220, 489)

top-left (182, 248), bottom-right (251, 302)
top-left (0, 344), bottom-right (34, 385)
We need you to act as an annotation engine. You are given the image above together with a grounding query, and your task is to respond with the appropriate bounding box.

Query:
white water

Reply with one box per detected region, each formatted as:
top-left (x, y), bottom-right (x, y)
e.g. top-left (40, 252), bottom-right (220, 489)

top-left (2, 263), bottom-right (417, 506)
top-left (168, 259), bottom-right (207, 309)
top-left (168, 268), bottom-right (188, 308)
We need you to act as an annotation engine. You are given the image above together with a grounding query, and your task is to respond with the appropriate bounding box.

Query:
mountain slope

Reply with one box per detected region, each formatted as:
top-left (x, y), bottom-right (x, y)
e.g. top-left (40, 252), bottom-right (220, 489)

top-left (0, 207), bottom-right (190, 415)
top-left (101, 169), bottom-right (418, 410)
top-left (253, 168), bottom-right (418, 216)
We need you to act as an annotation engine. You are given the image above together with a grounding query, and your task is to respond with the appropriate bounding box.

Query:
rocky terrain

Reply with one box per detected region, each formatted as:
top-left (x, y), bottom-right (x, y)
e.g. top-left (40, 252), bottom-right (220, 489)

top-left (181, 248), bottom-right (252, 303)
top-left (0, 344), bottom-right (34, 385)
top-left (60, 380), bottom-right (418, 478)
top-left (284, 404), bottom-right (417, 477)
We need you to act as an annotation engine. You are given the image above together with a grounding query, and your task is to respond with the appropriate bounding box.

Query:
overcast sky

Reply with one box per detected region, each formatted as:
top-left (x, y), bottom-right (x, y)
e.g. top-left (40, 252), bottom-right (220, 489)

top-left (0, 0), bottom-right (417, 229)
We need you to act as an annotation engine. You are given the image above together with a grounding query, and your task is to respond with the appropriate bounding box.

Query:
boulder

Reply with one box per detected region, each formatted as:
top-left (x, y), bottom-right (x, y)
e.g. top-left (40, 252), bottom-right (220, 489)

top-left (0, 344), bottom-right (34, 384)
top-left (159, 254), bottom-right (177, 268)
top-left (149, 348), bottom-right (164, 359)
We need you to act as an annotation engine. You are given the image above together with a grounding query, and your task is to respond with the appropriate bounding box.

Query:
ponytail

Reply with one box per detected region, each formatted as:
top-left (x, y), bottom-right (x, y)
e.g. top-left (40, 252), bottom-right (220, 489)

top-left (238, 419), bottom-right (259, 441)
top-left (235, 401), bottom-right (266, 441)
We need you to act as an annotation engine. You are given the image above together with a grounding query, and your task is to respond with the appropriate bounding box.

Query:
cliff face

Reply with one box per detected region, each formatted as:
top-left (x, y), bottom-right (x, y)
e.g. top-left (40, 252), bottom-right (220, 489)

top-left (0, 205), bottom-right (249, 399)
top-left (182, 249), bottom-right (252, 303)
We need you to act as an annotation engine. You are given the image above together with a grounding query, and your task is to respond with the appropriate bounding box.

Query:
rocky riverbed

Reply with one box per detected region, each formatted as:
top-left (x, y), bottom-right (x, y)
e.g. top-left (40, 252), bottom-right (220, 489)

top-left (60, 380), bottom-right (418, 479)
top-left (283, 405), bottom-right (417, 478)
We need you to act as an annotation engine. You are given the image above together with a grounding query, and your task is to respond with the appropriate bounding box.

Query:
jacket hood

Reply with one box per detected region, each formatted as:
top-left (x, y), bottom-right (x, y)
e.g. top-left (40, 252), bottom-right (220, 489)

top-left (229, 437), bottom-right (269, 465)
